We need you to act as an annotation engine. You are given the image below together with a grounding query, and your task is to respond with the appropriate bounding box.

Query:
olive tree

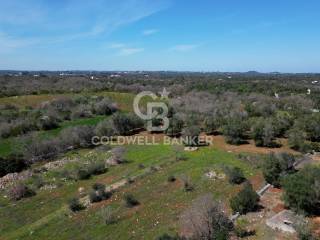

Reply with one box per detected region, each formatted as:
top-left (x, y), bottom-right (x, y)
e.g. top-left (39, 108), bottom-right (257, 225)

top-left (262, 153), bottom-right (295, 187)
top-left (282, 166), bottom-right (320, 215)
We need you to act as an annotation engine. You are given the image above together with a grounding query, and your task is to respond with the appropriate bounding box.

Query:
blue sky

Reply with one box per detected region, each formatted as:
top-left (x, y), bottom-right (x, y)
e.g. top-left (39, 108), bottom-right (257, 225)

top-left (0, 0), bottom-right (320, 72)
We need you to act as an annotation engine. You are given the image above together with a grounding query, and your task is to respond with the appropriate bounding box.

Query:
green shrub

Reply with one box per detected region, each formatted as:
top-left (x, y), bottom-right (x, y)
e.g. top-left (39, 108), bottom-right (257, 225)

top-left (224, 166), bottom-right (246, 184)
top-left (0, 122), bottom-right (13, 138)
top-left (87, 162), bottom-right (107, 175)
top-left (59, 126), bottom-right (94, 149)
top-left (75, 162), bottom-right (106, 180)
top-left (182, 126), bottom-right (201, 146)
top-left (288, 128), bottom-right (308, 152)
top-left (251, 118), bottom-right (277, 147)
top-left (234, 218), bottom-right (255, 238)
top-left (94, 98), bottom-right (117, 115)
top-left (92, 183), bottom-right (105, 191)
top-left (235, 225), bottom-right (247, 238)
top-left (111, 113), bottom-right (144, 136)
top-left (230, 182), bottom-right (260, 214)
top-left (124, 193), bottom-right (139, 207)
top-left (222, 119), bottom-right (247, 145)
top-left (37, 115), bottom-right (60, 130)
top-left (68, 197), bottom-right (84, 212)
top-left (98, 189), bottom-right (112, 199)
top-left (76, 168), bottom-right (91, 180)
top-left (1, 119), bottom-right (38, 138)
top-left (165, 117), bottom-right (184, 137)
top-left (303, 114), bottom-right (320, 142)
top-left (127, 177), bottom-right (135, 184)
top-left (8, 183), bottom-right (35, 201)
top-left (28, 175), bottom-right (45, 189)
top-left (262, 152), bottom-right (295, 187)
top-left (282, 166), bottom-right (320, 215)
top-left (89, 183), bottom-right (112, 203)
top-left (203, 116), bottom-right (219, 135)
top-left (70, 105), bottom-right (93, 119)
top-left (89, 191), bottom-right (101, 203)
top-left (309, 142), bottom-right (320, 152)
top-left (0, 155), bottom-right (27, 177)
top-left (168, 175), bottom-right (176, 182)
top-left (95, 119), bottom-right (117, 137)
top-left (294, 217), bottom-right (316, 240)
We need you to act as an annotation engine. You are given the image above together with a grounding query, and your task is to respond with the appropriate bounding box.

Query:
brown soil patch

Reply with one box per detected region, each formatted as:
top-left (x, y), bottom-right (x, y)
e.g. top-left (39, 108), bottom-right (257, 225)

top-left (311, 154), bottom-right (320, 162)
top-left (209, 135), bottom-right (298, 155)
top-left (249, 172), bottom-right (265, 190)
top-left (311, 217), bottom-right (320, 237)
top-left (269, 187), bottom-right (283, 193)
top-left (89, 197), bottom-right (114, 211)
top-left (260, 187), bottom-right (284, 213)
top-left (272, 203), bottom-right (286, 213)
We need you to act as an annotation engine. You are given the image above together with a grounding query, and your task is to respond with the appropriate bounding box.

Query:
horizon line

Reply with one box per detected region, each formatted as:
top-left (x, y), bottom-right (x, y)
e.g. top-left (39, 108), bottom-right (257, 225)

top-left (1, 69), bottom-right (320, 75)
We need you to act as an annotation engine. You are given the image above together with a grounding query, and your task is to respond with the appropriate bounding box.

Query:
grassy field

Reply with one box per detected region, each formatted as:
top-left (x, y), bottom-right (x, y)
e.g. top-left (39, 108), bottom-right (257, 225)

top-left (0, 91), bottom-right (154, 157)
top-left (0, 92), bottom-right (137, 112)
top-left (0, 144), bottom-right (259, 240)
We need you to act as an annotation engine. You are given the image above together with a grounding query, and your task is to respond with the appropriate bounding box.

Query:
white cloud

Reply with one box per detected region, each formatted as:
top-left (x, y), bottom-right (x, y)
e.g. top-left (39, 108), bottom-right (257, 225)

top-left (107, 43), bottom-right (144, 56)
top-left (118, 48), bottom-right (144, 56)
top-left (0, 0), bottom-right (171, 48)
top-left (142, 29), bottom-right (159, 36)
top-left (0, 32), bottom-right (39, 53)
top-left (171, 44), bottom-right (199, 52)
top-left (109, 43), bottom-right (126, 49)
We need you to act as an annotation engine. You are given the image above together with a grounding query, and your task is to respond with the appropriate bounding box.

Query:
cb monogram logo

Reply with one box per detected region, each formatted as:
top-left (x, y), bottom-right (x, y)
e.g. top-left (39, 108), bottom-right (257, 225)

top-left (133, 88), bottom-right (170, 132)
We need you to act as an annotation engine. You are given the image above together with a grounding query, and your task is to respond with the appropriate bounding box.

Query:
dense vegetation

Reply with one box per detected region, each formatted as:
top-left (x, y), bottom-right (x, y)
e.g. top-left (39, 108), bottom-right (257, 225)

top-left (0, 95), bottom-right (117, 139)
top-left (1, 72), bottom-right (320, 239)
top-left (282, 166), bottom-right (320, 215)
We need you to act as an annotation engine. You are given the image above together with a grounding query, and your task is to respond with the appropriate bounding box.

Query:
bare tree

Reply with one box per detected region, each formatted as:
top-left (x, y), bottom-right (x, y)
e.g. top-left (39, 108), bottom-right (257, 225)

top-left (180, 194), bottom-right (233, 240)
